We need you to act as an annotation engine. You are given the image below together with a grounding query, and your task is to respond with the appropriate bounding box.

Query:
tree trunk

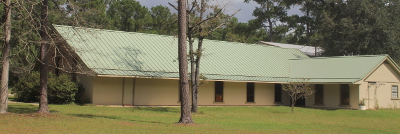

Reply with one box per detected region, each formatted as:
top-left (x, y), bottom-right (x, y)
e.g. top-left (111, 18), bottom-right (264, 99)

top-left (291, 103), bottom-right (294, 113)
top-left (192, 35), bottom-right (204, 113)
top-left (291, 98), bottom-right (295, 113)
top-left (38, 0), bottom-right (50, 114)
top-left (268, 18), bottom-right (273, 42)
top-left (178, 0), bottom-right (194, 124)
top-left (0, 0), bottom-right (12, 114)
top-left (189, 33), bottom-right (197, 113)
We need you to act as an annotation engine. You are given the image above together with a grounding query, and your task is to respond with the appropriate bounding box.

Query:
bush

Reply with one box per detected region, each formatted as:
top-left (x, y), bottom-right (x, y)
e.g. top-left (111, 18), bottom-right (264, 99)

top-left (12, 71), bottom-right (78, 104)
top-left (12, 72), bottom-right (40, 102)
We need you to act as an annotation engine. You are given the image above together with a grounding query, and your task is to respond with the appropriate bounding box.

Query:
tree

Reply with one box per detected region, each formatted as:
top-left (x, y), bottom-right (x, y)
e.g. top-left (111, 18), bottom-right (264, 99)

top-left (182, 0), bottom-right (239, 113)
top-left (0, 0), bottom-right (12, 114)
top-left (244, 0), bottom-right (288, 42)
top-left (317, 0), bottom-right (400, 61)
top-left (149, 5), bottom-right (177, 35)
top-left (37, 0), bottom-right (50, 113)
top-left (107, 0), bottom-right (150, 32)
top-left (66, 0), bottom-right (112, 29)
top-left (281, 79), bottom-right (312, 113)
top-left (177, 0), bottom-right (194, 124)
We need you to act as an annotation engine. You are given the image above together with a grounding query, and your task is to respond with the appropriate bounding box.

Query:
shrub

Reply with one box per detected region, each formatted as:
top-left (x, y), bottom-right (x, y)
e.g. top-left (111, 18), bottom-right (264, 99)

top-left (47, 73), bottom-right (78, 104)
top-left (12, 72), bottom-right (40, 102)
top-left (12, 71), bottom-right (78, 104)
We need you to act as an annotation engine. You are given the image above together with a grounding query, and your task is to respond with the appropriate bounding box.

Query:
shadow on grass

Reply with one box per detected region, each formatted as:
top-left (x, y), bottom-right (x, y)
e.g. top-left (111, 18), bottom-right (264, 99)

top-left (132, 107), bottom-right (180, 113)
top-left (69, 114), bottom-right (166, 124)
top-left (8, 104), bottom-right (58, 114)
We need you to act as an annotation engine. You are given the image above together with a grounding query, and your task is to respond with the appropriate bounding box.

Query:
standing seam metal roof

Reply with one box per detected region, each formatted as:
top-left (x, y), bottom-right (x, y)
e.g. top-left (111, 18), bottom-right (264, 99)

top-left (289, 55), bottom-right (391, 83)
top-left (54, 25), bottom-right (309, 82)
top-left (54, 25), bottom-right (398, 83)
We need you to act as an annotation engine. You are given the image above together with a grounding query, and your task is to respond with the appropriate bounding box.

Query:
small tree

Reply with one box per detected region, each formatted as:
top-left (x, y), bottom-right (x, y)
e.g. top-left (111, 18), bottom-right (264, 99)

top-left (282, 79), bottom-right (312, 113)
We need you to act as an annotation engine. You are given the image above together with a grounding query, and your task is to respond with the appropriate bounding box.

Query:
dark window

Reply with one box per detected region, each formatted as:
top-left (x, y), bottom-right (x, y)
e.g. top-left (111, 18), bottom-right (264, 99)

top-left (340, 84), bottom-right (350, 105)
top-left (314, 84), bottom-right (324, 105)
top-left (178, 87), bottom-right (181, 102)
top-left (275, 84), bottom-right (282, 102)
top-left (215, 81), bottom-right (223, 102)
top-left (392, 86), bottom-right (398, 98)
top-left (247, 83), bottom-right (255, 102)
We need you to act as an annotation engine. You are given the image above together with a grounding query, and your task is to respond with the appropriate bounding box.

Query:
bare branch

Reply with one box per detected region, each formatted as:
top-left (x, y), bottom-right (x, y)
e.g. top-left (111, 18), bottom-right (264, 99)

top-left (205, 9), bottom-right (241, 35)
top-left (168, 2), bottom-right (178, 11)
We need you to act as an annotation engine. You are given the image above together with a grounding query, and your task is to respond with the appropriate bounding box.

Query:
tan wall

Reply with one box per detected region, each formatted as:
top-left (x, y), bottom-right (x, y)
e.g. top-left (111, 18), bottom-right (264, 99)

top-left (83, 77), bottom-right (278, 106)
top-left (92, 77), bottom-right (124, 105)
top-left (366, 63), bottom-right (400, 82)
top-left (361, 62), bottom-right (400, 109)
top-left (255, 83), bottom-right (275, 105)
top-left (349, 84), bottom-right (359, 109)
top-left (134, 78), bottom-right (179, 106)
top-left (122, 78), bottom-right (134, 105)
top-left (360, 82), bottom-right (400, 109)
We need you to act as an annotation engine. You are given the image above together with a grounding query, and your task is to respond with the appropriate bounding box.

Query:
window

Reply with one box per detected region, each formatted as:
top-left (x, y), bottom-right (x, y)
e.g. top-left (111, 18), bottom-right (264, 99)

top-left (215, 81), bottom-right (223, 102)
top-left (178, 88), bottom-right (181, 102)
top-left (340, 84), bottom-right (350, 105)
top-left (392, 86), bottom-right (398, 99)
top-left (314, 84), bottom-right (324, 105)
top-left (247, 83), bottom-right (255, 102)
top-left (275, 84), bottom-right (282, 102)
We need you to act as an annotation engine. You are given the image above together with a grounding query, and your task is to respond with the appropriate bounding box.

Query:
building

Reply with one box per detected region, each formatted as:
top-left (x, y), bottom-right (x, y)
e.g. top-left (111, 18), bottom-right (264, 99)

top-left (257, 41), bottom-right (323, 57)
top-left (53, 25), bottom-right (400, 109)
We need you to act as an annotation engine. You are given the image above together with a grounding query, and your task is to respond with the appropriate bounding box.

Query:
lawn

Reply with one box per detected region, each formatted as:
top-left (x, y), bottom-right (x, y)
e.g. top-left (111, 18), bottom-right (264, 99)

top-left (1, 103), bottom-right (399, 134)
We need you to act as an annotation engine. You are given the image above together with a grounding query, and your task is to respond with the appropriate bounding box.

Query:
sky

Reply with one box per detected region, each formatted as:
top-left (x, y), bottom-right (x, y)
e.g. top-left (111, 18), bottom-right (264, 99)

top-left (136, 0), bottom-right (303, 23)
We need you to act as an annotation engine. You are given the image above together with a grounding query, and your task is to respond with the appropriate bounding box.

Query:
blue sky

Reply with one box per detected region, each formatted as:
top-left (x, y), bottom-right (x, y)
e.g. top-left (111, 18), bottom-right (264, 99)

top-left (136, 0), bottom-right (303, 23)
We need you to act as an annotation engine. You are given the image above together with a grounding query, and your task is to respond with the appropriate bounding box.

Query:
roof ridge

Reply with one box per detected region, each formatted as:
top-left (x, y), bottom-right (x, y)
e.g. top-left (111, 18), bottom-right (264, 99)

top-left (53, 24), bottom-right (176, 38)
top-left (53, 24), bottom-right (307, 52)
top-left (290, 54), bottom-right (388, 60)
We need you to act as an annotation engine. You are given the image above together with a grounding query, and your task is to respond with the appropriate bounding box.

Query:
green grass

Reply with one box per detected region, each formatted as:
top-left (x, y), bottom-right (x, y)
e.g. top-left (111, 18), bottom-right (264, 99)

top-left (1, 103), bottom-right (400, 133)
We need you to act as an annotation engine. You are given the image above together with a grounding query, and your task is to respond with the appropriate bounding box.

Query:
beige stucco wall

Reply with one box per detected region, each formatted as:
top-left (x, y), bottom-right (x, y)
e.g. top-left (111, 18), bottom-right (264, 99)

top-left (91, 77), bottom-right (124, 105)
top-left (361, 62), bottom-right (400, 109)
top-left (134, 78), bottom-right (179, 106)
top-left (122, 78), bottom-right (134, 105)
top-left (80, 76), bottom-right (278, 106)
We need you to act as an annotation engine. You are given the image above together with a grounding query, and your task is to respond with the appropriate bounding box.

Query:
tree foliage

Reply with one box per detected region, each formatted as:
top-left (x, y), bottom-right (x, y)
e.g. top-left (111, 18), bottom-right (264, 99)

top-left (12, 72), bottom-right (78, 104)
top-left (316, 0), bottom-right (400, 61)
top-left (107, 0), bottom-right (150, 32)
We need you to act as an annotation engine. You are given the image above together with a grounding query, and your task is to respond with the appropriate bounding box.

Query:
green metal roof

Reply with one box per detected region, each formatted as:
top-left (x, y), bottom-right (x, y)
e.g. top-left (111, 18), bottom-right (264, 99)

top-left (289, 55), bottom-right (390, 83)
top-left (54, 25), bottom-right (309, 82)
top-left (54, 25), bottom-right (399, 83)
